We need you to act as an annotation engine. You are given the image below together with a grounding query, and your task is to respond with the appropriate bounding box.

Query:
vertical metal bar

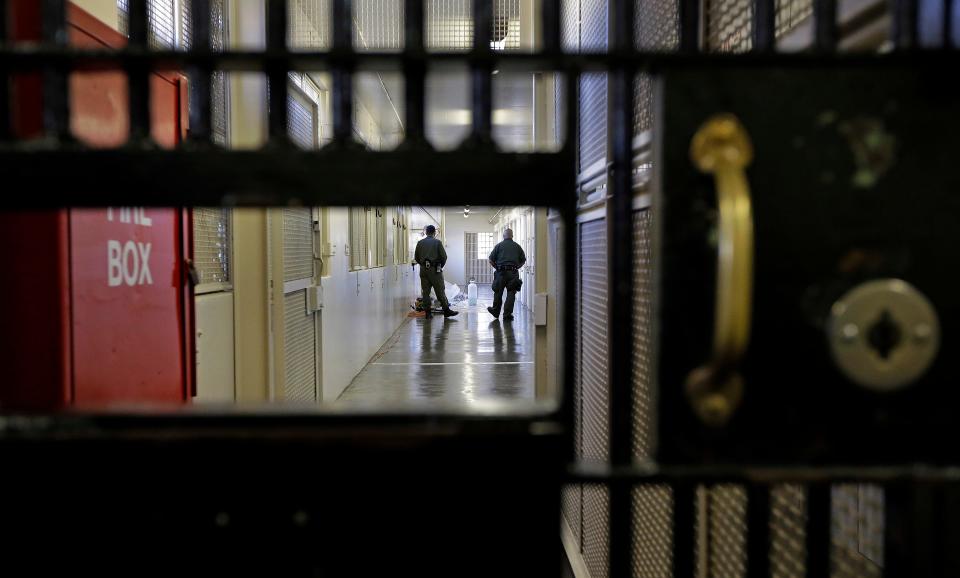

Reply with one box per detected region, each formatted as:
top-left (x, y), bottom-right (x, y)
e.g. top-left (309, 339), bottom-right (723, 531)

top-left (679, 0), bottom-right (701, 52)
top-left (893, 0), bottom-right (919, 48)
top-left (403, 0), bottom-right (427, 146)
top-left (267, 0), bottom-right (289, 143)
top-left (805, 483), bottom-right (831, 578)
top-left (0, 0), bottom-right (9, 142)
top-left (944, 0), bottom-right (955, 48)
top-left (608, 0), bottom-right (636, 568)
top-left (753, 0), bottom-right (776, 51)
top-left (189, 0), bottom-right (213, 144)
top-left (673, 482), bottom-right (697, 578)
top-left (43, 0), bottom-right (70, 140)
top-left (127, 0), bottom-right (152, 143)
top-left (332, 0), bottom-right (353, 144)
top-left (745, 484), bottom-right (771, 578)
top-left (542, 0), bottom-right (560, 53)
top-left (813, 0), bottom-right (838, 50)
top-left (470, 0), bottom-right (493, 143)
top-left (560, 72), bottom-right (578, 466)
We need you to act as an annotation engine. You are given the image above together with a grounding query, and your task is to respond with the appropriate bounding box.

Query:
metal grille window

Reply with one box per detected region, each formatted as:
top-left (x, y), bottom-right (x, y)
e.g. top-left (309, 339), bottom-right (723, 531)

top-left (426, 0), bottom-right (522, 50)
top-left (393, 206), bottom-right (409, 264)
top-left (465, 231), bottom-right (495, 284)
top-left (371, 207), bottom-right (386, 267)
top-left (350, 207), bottom-right (370, 270)
top-left (289, 0), bottom-right (332, 49)
top-left (193, 207), bottom-right (231, 288)
top-left (118, 0), bottom-right (177, 48)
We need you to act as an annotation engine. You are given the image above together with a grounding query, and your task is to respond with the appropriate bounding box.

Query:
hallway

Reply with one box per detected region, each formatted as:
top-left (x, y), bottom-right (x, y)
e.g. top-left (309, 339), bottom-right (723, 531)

top-left (338, 297), bottom-right (535, 406)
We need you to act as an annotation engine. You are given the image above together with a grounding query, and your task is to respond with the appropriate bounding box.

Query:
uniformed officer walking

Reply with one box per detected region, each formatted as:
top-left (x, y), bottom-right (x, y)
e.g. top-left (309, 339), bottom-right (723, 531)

top-left (414, 225), bottom-right (459, 319)
top-left (487, 228), bottom-right (526, 321)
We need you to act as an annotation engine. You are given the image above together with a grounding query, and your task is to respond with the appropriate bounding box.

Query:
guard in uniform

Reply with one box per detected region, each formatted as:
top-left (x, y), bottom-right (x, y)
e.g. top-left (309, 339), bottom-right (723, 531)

top-left (414, 225), bottom-right (458, 318)
top-left (487, 228), bottom-right (526, 321)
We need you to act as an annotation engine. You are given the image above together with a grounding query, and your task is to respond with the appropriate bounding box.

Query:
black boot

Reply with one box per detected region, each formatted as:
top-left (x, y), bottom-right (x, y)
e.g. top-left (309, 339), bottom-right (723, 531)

top-left (487, 306), bottom-right (498, 318)
top-left (443, 308), bottom-right (459, 317)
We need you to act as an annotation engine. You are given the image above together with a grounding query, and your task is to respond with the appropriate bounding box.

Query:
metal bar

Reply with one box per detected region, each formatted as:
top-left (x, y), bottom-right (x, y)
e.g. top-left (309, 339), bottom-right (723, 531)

top-left (3, 48), bottom-right (960, 73)
top-left (402, 0), bottom-right (427, 145)
top-left (332, 0), bottom-right (353, 144)
top-left (814, 0), bottom-right (838, 50)
top-left (745, 484), bottom-right (771, 578)
top-left (266, 0), bottom-right (289, 143)
top-left (673, 482), bottom-right (697, 578)
top-left (559, 71), bottom-right (578, 464)
top-left (753, 0), bottom-right (776, 51)
top-left (188, 0), bottom-right (213, 144)
top-left (893, 0), bottom-right (919, 48)
top-left (542, 0), bottom-right (560, 53)
top-left (805, 483), bottom-right (830, 578)
top-left (945, 0), bottom-right (955, 48)
top-left (0, 148), bottom-right (574, 207)
top-left (0, 0), bottom-right (9, 141)
top-left (127, 0), bottom-right (152, 143)
top-left (607, 0), bottom-right (636, 571)
top-left (679, 0), bottom-right (701, 52)
top-left (42, 0), bottom-right (70, 140)
top-left (470, 0), bottom-right (493, 143)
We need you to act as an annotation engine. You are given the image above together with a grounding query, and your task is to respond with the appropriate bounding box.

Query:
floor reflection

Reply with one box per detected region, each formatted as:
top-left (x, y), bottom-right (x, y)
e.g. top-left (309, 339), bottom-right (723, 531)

top-left (338, 298), bottom-right (535, 406)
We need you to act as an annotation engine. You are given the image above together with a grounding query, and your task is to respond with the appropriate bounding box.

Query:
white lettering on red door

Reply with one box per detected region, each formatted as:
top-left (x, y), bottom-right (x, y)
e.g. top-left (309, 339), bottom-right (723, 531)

top-left (106, 208), bottom-right (154, 287)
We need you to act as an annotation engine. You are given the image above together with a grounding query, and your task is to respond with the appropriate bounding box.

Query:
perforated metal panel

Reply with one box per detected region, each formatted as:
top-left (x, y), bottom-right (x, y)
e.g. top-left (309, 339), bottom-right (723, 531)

top-left (771, 484), bottom-right (807, 578)
top-left (283, 290), bottom-right (318, 402)
top-left (706, 0), bottom-right (753, 51)
top-left (584, 484), bottom-right (611, 578)
top-left (631, 485), bottom-right (673, 578)
top-left (580, 218), bottom-right (609, 464)
top-left (707, 485), bottom-right (748, 578)
top-left (832, 485), bottom-right (884, 578)
top-left (283, 207), bottom-right (314, 282)
top-left (580, 218), bottom-right (609, 577)
top-left (633, 0), bottom-right (678, 134)
top-left (775, 0), bottom-right (814, 36)
top-left (578, 0), bottom-right (609, 175)
top-left (193, 207), bottom-right (231, 286)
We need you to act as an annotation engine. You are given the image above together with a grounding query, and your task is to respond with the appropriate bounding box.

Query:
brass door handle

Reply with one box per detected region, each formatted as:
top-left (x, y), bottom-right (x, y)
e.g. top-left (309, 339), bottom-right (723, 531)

top-left (685, 114), bottom-right (754, 426)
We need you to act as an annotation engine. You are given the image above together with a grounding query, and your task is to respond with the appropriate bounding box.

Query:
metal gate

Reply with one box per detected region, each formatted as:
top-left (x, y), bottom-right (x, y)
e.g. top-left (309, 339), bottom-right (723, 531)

top-left (464, 231), bottom-right (495, 284)
top-left (3, 0), bottom-right (960, 575)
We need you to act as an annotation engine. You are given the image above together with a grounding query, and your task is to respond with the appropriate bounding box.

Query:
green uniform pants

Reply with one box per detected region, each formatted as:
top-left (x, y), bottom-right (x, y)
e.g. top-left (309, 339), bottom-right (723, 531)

top-left (420, 268), bottom-right (449, 311)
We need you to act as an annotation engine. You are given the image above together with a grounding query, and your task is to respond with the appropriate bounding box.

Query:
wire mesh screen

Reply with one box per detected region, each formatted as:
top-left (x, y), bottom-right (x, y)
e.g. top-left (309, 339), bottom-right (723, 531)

top-left (283, 207), bottom-right (315, 282)
top-left (355, 0), bottom-right (404, 50)
top-left (425, 0), bottom-right (522, 50)
top-left (289, 0), bottom-right (332, 49)
top-left (832, 485), bottom-right (885, 577)
top-left (283, 290), bottom-right (318, 402)
top-left (193, 207), bottom-right (231, 286)
top-left (775, 0), bottom-right (814, 36)
top-left (118, 0), bottom-right (178, 48)
top-left (584, 484), bottom-right (611, 578)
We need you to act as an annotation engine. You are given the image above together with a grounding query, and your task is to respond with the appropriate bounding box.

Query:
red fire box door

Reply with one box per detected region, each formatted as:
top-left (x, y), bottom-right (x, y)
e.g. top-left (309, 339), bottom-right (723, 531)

top-left (0, 2), bottom-right (195, 410)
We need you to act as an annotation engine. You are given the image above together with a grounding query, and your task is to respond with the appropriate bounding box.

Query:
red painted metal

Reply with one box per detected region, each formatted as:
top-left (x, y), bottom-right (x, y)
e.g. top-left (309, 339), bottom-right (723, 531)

top-left (0, 2), bottom-right (193, 409)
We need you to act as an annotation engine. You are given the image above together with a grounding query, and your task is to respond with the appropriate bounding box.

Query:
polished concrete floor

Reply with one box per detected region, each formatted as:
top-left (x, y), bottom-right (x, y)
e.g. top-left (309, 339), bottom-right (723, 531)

top-left (338, 290), bottom-right (535, 406)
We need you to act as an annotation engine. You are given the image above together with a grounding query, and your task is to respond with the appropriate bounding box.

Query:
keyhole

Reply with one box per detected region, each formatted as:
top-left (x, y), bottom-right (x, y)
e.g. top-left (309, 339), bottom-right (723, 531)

top-left (867, 309), bottom-right (902, 360)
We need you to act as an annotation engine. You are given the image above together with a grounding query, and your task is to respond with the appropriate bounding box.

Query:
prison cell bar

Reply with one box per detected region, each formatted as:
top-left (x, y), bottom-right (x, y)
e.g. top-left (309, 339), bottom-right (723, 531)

top-left (188, 0), bottom-right (212, 144)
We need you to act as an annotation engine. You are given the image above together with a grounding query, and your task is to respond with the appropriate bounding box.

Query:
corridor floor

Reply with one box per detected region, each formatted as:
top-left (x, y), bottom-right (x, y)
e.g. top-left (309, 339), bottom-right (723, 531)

top-left (338, 293), bottom-right (535, 406)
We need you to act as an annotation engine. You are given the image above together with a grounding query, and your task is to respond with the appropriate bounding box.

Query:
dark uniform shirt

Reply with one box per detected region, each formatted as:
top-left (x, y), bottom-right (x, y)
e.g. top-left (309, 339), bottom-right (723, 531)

top-left (415, 236), bottom-right (447, 267)
top-left (489, 238), bottom-right (526, 268)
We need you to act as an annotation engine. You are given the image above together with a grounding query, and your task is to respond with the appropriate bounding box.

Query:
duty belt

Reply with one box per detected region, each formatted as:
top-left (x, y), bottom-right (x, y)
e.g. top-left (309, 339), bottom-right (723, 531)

top-left (497, 265), bottom-right (518, 272)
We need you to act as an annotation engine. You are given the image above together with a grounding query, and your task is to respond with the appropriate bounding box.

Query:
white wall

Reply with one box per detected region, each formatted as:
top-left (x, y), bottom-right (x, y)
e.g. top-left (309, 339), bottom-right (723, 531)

top-left (441, 208), bottom-right (495, 289)
top-left (73, 0), bottom-right (118, 30)
top-left (320, 209), bottom-right (416, 401)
